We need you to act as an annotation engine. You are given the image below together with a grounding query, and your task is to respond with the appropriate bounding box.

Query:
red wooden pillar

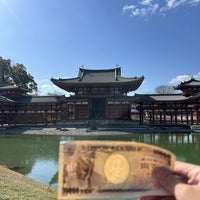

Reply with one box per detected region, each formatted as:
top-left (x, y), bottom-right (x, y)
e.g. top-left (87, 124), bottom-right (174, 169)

top-left (37, 105), bottom-right (39, 124)
top-left (24, 106), bottom-right (26, 124)
top-left (50, 104), bottom-right (53, 123)
top-left (186, 108), bottom-right (189, 124)
top-left (191, 109), bottom-right (194, 125)
top-left (6, 105), bottom-right (10, 126)
top-left (163, 109), bottom-right (166, 124)
top-left (139, 103), bottom-right (144, 125)
top-left (120, 101), bottom-right (122, 119)
top-left (55, 104), bottom-right (58, 122)
top-left (170, 112), bottom-right (173, 124)
top-left (152, 104), bottom-right (155, 124)
top-left (3, 110), bottom-right (5, 126)
top-left (44, 104), bottom-right (47, 124)
top-left (174, 103), bottom-right (177, 124)
top-left (197, 111), bottom-right (200, 125)
top-left (196, 101), bottom-right (200, 124)
top-left (159, 112), bottom-right (162, 124)
top-left (180, 109), bottom-right (183, 124)
top-left (13, 106), bottom-right (16, 124)
top-left (74, 103), bottom-right (77, 120)
top-left (149, 111), bottom-right (152, 124)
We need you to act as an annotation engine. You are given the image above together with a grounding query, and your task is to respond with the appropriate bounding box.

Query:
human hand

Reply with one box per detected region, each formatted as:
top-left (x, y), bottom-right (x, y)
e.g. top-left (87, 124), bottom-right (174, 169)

top-left (139, 161), bottom-right (200, 200)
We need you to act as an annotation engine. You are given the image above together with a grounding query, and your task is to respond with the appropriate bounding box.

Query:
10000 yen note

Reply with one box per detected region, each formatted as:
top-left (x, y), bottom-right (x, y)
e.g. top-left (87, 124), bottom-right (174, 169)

top-left (58, 141), bottom-right (176, 199)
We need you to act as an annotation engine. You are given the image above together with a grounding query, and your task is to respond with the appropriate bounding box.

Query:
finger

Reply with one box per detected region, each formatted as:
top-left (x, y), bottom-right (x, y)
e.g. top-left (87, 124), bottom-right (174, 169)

top-left (153, 167), bottom-right (188, 196)
top-left (174, 161), bottom-right (200, 177)
top-left (154, 167), bottom-right (200, 200)
top-left (175, 161), bottom-right (200, 184)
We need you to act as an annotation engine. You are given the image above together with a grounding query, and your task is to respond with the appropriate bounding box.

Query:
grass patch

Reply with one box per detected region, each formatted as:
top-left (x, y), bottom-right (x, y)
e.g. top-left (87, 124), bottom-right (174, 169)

top-left (0, 165), bottom-right (57, 200)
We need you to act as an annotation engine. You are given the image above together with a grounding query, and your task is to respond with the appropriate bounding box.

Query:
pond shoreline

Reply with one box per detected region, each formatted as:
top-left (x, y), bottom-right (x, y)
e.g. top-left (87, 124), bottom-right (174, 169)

top-left (0, 124), bottom-right (192, 136)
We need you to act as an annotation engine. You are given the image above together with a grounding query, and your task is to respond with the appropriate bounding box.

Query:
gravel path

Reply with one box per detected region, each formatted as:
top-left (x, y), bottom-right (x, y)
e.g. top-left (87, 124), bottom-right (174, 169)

top-left (0, 125), bottom-right (192, 136)
top-left (23, 127), bottom-right (135, 136)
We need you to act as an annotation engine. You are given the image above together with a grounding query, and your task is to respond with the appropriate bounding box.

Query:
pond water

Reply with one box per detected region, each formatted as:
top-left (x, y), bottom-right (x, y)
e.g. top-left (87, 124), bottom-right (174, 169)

top-left (0, 133), bottom-right (200, 192)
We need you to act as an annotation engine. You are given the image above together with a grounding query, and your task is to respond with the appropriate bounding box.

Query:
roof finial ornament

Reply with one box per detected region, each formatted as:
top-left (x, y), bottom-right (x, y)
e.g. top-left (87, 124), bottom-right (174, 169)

top-left (115, 64), bottom-right (120, 80)
top-left (116, 64), bottom-right (120, 68)
top-left (191, 75), bottom-right (195, 80)
top-left (78, 65), bottom-right (85, 81)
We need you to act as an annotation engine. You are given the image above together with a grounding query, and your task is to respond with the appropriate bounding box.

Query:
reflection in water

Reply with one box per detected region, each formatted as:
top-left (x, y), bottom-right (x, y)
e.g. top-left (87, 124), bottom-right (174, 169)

top-left (28, 160), bottom-right (58, 188)
top-left (0, 134), bottom-right (60, 188)
top-left (140, 134), bottom-right (200, 164)
top-left (0, 133), bottom-right (200, 189)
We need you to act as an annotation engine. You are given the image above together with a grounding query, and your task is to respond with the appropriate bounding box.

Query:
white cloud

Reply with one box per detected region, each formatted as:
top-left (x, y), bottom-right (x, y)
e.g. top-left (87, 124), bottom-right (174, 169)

top-left (123, 0), bottom-right (200, 17)
top-left (139, 0), bottom-right (153, 6)
top-left (122, 5), bottom-right (136, 13)
top-left (41, 84), bottom-right (54, 89)
top-left (194, 72), bottom-right (200, 79)
top-left (169, 74), bottom-right (191, 84)
top-left (36, 79), bottom-right (69, 96)
top-left (169, 72), bottom-right (200, 84)
top-left (123, 2), bottom-right (159, 17)
top-left (166, 0), bottom-right (181, 9)
top-left (191, 0), bottom-right (200, 3)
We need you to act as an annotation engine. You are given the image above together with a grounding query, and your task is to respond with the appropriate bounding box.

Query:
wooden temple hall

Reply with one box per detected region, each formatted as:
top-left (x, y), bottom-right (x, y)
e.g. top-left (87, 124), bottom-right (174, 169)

top-left (1, 67), bottom-right (200, 126)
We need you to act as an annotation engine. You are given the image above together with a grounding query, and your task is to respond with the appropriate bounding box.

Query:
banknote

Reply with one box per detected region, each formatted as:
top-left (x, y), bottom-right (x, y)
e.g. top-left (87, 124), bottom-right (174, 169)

top-left (58, 141), bottom-right (176, 199)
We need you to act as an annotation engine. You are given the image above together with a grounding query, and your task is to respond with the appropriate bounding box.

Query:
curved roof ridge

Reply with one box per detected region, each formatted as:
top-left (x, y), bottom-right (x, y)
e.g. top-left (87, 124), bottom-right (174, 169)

top-left (180, 77), bottom-right (200, 84)
top-left (51, 77), bottom-right (79, 81)
top-left (79, 67), bottom-right (121, 71)
top-left (78, 67), bottom-right (121, 73)
top-left (119, 75), bottom-right (144, 79)
top-left (51, 67), bottom-right (144, 93)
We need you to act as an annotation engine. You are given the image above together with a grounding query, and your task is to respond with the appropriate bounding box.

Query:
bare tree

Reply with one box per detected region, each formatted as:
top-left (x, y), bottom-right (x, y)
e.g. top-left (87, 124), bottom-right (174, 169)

top-left (155, 85), bottom-right (176, 94)
top-left (46, 91), bottom-right (64, 96)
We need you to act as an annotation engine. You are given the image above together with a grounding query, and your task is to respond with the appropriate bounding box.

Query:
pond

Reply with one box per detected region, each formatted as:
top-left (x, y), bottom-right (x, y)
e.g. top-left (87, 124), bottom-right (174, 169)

top-left (0, 133), bottom-right (200, 191)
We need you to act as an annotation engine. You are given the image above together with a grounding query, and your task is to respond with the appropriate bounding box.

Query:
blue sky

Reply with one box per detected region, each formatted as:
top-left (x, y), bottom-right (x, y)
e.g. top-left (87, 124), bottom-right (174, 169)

top-left (0, 0), bottom-right (200, 95)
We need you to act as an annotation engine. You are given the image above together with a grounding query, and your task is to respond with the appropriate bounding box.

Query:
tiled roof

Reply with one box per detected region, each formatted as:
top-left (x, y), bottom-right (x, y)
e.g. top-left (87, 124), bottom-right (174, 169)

top-left (0, 85), bottom-right (29, 92)
top-left (14, 95), bottom-right (65, 103)
top-left (133, 94), bottom-right (187, 102)
top-left (51, 67), bottom-right (144, 93)
top-left (174, 78), bottom-right (200, 89)
top-left (0, 95), bottom-right (14, 102)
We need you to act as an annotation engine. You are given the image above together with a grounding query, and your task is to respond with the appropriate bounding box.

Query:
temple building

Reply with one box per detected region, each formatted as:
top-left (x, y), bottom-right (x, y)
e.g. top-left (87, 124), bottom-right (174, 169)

top-left (51, 67), bottom-right (144, 120)
top-left (174, 76), bottom-right (200, 97)
top-left (51, 67), bottom-right (144, 97)
top-left (0, 67), bottom-right (200, 126)
top-left (134, 78), bottom-right (200, 125)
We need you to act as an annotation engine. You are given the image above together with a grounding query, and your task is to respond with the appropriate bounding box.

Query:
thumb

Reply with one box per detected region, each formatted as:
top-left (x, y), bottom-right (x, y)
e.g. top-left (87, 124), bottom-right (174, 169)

top-left (153, 167), bottom-right (195, 200)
